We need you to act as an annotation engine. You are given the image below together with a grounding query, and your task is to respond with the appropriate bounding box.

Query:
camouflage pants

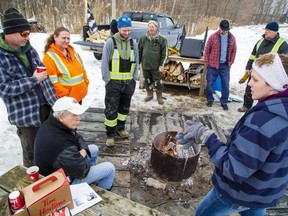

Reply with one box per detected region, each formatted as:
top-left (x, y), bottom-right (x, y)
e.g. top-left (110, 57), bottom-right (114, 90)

top-left (143, 69), bottom-right (164, 92)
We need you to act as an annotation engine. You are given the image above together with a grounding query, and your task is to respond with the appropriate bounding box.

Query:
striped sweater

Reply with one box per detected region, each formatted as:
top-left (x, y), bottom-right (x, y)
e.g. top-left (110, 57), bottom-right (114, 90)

top-left (206, 91), bottom-right (288, 208)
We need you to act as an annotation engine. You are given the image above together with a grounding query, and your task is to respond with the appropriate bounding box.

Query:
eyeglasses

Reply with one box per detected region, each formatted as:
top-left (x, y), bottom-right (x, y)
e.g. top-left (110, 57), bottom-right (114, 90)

top-left (20, 32), bottom-right (30, 37)
top-left (121, 17), bottom-right (131, 22)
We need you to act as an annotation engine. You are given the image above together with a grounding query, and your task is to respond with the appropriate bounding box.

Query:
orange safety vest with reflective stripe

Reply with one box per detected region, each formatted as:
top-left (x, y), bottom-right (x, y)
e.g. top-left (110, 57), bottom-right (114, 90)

top-left (43, 44), bottom-right (89, 102)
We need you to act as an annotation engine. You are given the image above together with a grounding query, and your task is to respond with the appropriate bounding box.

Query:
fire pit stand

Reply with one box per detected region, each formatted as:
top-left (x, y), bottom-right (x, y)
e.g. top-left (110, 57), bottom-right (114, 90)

top-left (150, 131), bottom-right (201, 181)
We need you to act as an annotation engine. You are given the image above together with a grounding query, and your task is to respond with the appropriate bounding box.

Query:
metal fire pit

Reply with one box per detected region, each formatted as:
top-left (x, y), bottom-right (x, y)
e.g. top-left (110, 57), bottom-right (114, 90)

top-left (151, 131), bottom-right (201, 181)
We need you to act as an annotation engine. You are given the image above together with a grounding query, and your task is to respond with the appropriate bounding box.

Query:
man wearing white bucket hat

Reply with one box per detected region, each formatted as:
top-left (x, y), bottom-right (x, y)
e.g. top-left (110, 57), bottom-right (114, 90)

top-left (34, 96), bottom-right (115, 190)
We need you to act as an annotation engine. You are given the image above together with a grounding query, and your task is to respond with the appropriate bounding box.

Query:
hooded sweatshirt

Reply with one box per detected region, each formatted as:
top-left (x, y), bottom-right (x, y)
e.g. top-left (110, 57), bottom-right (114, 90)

top-left (101, 33), bottom-right (139, 84)
top-left (206, 89), bottom-right (288, 208)
top-left (0, 33), bottom-right (57, 127)
top-left (43, 43), bottom-right (89, 102)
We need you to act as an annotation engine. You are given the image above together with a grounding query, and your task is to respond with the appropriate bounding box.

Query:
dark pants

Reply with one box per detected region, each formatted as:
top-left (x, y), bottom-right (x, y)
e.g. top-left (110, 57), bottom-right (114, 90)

top-left (143, 69), bottom-right (164, 92)
top-left (105, 79), bottom-right (136, 137)
top-left (16, 104), bottom-right (51, 167)
top-left (242, 76), bottom-right (254, 109)
top-left (206, 64), bottom-right (230, 105)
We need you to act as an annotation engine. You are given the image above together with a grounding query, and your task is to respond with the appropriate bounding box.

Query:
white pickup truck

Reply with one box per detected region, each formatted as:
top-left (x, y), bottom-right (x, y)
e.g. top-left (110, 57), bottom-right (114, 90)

top-left (74, 10), bottom-right (185, 60)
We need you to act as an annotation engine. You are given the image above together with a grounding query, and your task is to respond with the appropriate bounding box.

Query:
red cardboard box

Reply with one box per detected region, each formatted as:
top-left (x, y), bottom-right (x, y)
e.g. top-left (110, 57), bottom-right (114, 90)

top-left (21, 168), bottom-right (73, 216)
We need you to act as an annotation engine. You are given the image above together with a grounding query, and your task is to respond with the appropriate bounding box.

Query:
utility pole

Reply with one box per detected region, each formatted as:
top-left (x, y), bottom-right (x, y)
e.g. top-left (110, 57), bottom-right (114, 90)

top-left (84, 0), bottom-right (87, 24)
top-left (112, 0), bottom-right (116, 19)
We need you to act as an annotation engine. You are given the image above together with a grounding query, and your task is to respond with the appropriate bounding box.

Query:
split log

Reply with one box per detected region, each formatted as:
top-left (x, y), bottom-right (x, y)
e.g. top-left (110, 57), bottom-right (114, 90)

top-left (86, 29), bottom-right (111, 43)
top-left (190, 74), bottom-right (201, 86)
top-left (163, 61), bottom-right (186, 84)
top-left (177, 74), bottom-right (184, 81)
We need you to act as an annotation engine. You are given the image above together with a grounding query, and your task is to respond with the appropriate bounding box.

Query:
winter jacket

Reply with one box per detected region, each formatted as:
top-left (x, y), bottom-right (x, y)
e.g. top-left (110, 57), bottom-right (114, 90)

top-left (204, 30), bottom-right (237, 69)
top-left (245, 33), bottom-right (288, 70)
top-left (101, 33), bottom-right (139, 84)
top-left (138, 33), bottom-right (168, 70)
top-left (206, 89), bottom-right (288, 208)
top-left (0, 33), bottom-right (57, 127)
top-left (43, 44), bottom-right (89, 102)
top-left (34, 115), bottom-right (91, 179)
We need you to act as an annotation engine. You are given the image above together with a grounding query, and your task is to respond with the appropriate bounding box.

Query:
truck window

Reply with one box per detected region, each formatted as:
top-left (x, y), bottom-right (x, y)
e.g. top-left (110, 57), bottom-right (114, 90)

top-left (142, 14), bottom-right (156, 22)
top-left (132, 13), bottom-right (142, 21)
top-left (157, 17), bottom-right (165, 28)
top-left (124, 12), bottom-right (157, 23)
top-left (165, 17), bottom-right (175, 28)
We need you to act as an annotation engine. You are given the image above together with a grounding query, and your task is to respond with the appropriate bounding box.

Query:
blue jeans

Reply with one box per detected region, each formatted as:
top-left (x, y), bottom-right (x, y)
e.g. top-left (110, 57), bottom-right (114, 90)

top-left (72, 145), bottom-right (115, 190)
top-left (206, 64), bottom-right (230, 105)
top-left (195, 187), bottom-right (266, 216)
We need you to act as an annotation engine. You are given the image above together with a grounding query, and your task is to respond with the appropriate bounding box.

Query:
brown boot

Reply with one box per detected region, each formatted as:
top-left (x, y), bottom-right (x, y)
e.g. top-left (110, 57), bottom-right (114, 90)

top-left (156, 91), bottom-right (164, 105)
top-left (145, 90), bottom-right (153, 102)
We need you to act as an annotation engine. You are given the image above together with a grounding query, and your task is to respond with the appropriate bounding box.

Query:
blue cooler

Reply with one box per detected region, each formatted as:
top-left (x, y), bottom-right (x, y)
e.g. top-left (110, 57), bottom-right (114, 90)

top-left (213, 75), bottom-right (222, 91)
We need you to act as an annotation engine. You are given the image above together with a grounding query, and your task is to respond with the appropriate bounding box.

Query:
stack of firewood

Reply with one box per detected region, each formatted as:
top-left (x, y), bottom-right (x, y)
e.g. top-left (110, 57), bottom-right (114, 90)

top-left (86, 29), bottom-right (110, 43)
top-left (162, 61), bottom-right (186, 83)
top-left (184, 63), bottom-right (204, 86)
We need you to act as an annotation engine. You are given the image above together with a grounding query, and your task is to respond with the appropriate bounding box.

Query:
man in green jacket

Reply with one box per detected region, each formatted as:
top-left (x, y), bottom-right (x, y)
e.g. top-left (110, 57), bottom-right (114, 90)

top-left (139, 20), bottom-right (168, 105)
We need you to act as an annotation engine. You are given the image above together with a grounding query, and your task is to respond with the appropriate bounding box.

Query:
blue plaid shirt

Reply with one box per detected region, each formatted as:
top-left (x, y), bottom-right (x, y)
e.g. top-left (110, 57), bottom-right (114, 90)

top-left (0, 40), bottom-right (57, 127)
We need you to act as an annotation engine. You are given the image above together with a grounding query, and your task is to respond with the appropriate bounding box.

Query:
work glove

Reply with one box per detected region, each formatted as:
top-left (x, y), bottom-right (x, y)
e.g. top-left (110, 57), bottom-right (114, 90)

top-left (177, 120), bottom-right (213, 145)
top-left (176, 132), bottom-right (196, 151)
top-left (238, 71), bottom-right (250, 84)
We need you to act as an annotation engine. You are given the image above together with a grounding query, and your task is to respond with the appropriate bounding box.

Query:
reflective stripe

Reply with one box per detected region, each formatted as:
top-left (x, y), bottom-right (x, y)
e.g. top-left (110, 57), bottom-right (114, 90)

top-left (256, 38), bottom-right (264, 52)
top-left (110, 72), bottom-right (134, 80)
top-left (249, 54), bottom-right (256, 61)
top-left (104, 118), bottom-right (117, 127)
top-left (74, 52), bottom-right (85, 70)
top-left (58, 74), bottom-right (85, 86)
top-left (118, 113), bottom-right (127, 122)
top-left (110, 41), bottom-right (135, 80)
top-left (49, 74), bottom-right (58, 84)
top-left (271, 38), bottom-right (285, 53)
top-left (250, 37), bottom-right (286, 61)
top-left (47, 51), bottom-right (85, 86)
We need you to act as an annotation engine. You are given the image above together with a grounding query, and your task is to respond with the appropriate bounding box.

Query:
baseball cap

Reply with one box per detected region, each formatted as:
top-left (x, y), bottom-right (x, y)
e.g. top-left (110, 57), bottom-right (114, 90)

top-left (52, 96), bottom-right (88, 115)
top-left (220, 19), bottom-right (230, 31)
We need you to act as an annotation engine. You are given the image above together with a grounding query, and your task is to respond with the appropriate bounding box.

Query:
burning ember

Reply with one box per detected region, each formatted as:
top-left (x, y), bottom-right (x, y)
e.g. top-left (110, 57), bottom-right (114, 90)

top-left (160, 133), bottom-right (196, 158)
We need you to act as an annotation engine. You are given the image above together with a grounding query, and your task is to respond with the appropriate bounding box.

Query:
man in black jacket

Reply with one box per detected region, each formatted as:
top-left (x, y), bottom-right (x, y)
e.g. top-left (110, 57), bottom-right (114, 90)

top-left (238, 21), bottom-right (288, 112)
top-left (34, 96), bottom-right (115, 190)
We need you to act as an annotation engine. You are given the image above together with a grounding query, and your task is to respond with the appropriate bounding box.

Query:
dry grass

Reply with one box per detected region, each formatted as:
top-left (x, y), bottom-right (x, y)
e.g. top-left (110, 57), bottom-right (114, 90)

top-left (192, 16), bottom-right (223, 36)
top-left (4, 1), bottom-right (233, 36)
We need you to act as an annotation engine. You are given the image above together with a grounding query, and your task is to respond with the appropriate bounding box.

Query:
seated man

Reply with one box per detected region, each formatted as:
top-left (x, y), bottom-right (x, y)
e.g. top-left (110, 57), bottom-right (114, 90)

top-left (34, 96), bottom-right (115, 190)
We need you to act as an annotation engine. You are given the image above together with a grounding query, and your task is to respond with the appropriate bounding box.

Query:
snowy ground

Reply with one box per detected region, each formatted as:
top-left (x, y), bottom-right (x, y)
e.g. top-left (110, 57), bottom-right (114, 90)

top-left (0, 24), bottom-right (287, 175)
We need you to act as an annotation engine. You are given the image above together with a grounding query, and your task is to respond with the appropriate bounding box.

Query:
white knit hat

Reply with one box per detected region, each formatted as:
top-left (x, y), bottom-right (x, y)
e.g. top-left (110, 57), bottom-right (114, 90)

top-left (252, 53), bottom-right (288, 92)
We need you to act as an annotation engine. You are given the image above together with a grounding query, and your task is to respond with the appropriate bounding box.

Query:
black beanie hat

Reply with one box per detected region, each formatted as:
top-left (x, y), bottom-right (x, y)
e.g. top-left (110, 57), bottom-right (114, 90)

top-left (265, 21), bottom-right (279, 32)
top-left (110, 19), bottom-right (118, 34)
top-left (3, 8), bottom-right (31, 35)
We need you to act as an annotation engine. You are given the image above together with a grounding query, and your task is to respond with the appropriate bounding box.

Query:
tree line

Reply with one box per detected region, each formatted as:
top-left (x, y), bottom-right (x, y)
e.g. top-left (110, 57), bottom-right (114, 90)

top-left (0, 0), bottom-right (287, 35)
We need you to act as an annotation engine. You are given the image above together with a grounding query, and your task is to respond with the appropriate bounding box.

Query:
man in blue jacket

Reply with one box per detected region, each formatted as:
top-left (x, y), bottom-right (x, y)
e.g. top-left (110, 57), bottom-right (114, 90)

top-left (0, 8), bottom-right (57, 167)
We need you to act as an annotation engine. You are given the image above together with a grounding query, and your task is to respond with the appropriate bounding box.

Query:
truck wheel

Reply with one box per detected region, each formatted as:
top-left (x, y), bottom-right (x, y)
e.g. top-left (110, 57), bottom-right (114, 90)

top-left (93, 52), bottom-right (102, 60)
